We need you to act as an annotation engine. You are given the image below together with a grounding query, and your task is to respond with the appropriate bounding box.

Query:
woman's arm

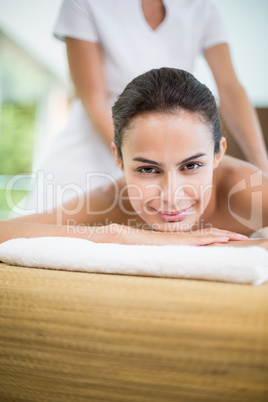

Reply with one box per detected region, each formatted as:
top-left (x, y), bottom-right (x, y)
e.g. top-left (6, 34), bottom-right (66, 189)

top-left (205, 43), bottom-right (268, 173)
top-left (0, 219), bottom-right (249, 247)
top-left (0, 184), bottom-right (249, 246)
top-left (66, 38), bottom-right (114, 147)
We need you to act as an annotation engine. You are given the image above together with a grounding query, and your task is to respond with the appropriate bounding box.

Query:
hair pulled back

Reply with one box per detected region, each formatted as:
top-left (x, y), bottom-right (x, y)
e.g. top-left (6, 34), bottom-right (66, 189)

top-left (112, 67), bottom-right (222, 158)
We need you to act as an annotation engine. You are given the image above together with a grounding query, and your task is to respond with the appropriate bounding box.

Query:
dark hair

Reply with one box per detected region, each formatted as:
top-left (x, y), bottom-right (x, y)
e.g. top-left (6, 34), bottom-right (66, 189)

top-left (112, 67), bottom-right (222, 158)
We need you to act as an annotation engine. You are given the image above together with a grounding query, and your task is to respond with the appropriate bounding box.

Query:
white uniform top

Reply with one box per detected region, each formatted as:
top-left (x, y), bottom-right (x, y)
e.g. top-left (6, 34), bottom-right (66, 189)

top-left (24, 0), bottom-right (228, 212)
top-left (54, 0), bottom-right (228, 109)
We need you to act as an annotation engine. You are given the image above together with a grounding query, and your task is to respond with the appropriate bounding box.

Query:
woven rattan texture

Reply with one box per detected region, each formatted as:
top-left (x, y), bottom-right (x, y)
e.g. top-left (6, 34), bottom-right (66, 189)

top-left (0, 263), bottom-right (267, 401)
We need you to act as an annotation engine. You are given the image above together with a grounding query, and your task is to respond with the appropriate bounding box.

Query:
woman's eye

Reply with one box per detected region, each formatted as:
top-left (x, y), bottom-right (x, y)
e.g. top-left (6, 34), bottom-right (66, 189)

top-left (138, 166), bottom-right (159, 174)
top-left (181, 162), bottom-right (202, 171)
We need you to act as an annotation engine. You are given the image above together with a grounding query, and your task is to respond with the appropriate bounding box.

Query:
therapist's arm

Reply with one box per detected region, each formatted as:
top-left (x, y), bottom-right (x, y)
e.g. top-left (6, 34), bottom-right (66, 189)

top-left (205, 43), bottom-right (268, 173)
top-left (66, 38), bottom-right (114, 147)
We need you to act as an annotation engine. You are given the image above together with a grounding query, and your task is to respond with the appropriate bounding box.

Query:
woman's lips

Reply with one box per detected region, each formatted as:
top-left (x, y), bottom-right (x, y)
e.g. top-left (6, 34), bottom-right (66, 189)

top-left (157, 207), bottom-right (191, 222)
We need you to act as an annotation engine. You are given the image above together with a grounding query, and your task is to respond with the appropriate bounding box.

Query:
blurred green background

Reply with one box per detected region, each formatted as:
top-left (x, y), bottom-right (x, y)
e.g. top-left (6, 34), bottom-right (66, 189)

top-left (0, 29), bottom-right (67, 220)
top-left (0, 104), bottom-right (35, 175)
top-left (0, 103), bottom-right (35, 219)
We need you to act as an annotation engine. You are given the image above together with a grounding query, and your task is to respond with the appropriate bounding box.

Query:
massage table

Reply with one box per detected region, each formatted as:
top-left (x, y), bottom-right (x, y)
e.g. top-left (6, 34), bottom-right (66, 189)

top-left (0, 262), bottom-right (267, 401)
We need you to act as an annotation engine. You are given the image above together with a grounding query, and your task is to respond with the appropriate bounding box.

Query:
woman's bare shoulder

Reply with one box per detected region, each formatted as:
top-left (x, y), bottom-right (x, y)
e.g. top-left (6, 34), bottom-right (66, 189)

top-left (214, 155), bottom-right (268, 233)
top-left (101, 176), bottom-right (127, 200)
top-left (9, 178), bottom-right (131, 227)
top-left (215, 155), bottom-right (266, 208)
top-left (83, 177), bottom-right (138, 225)
top-left (217, 155), bottom-right (261, 187)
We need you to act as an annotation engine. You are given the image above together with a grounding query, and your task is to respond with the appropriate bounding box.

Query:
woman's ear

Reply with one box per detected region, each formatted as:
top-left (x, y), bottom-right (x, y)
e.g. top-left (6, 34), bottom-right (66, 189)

top-left (111, 142), bottom-right (123, 170)
top-left (213, 137), bottom-right (227, 168)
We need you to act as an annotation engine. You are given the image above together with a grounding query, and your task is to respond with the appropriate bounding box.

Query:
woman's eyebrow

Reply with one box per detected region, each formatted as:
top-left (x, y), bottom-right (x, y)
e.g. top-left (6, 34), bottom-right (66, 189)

top-left (132, 157), bottom-right (162, 166)
top-left (179, 153), bottom-right (206, 165)
top-left (132, 153), bottom-right (206, 166)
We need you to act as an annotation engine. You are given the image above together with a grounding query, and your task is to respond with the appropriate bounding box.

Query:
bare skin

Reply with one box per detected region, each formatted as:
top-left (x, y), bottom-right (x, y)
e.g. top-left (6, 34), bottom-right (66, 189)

top-left (141, 0), bottom-right (166, 30)
top-left (1, 111), bottom-right (267, 249)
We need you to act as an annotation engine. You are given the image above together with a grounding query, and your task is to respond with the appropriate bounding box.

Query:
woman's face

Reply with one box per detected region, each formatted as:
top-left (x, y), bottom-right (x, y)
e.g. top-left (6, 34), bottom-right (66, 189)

top-left (116, 110), bottom-right (224, 232)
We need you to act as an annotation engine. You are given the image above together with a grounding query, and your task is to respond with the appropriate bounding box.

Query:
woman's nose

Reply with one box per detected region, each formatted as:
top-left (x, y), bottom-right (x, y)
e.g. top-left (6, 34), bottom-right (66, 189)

top-left (160, 171), bottom-right (185, 204)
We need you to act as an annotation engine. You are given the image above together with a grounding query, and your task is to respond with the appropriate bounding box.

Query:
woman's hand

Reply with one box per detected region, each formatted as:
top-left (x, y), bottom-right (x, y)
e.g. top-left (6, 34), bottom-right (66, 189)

top-left (209, 238), bottom-right (268, 250)
top-left (100, 224), bottom-right (248, 246)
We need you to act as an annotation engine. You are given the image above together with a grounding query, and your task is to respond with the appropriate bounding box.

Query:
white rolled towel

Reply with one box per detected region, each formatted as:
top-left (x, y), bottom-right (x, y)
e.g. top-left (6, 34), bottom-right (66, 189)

top-left (0, 237), bottom-right (268, 285)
